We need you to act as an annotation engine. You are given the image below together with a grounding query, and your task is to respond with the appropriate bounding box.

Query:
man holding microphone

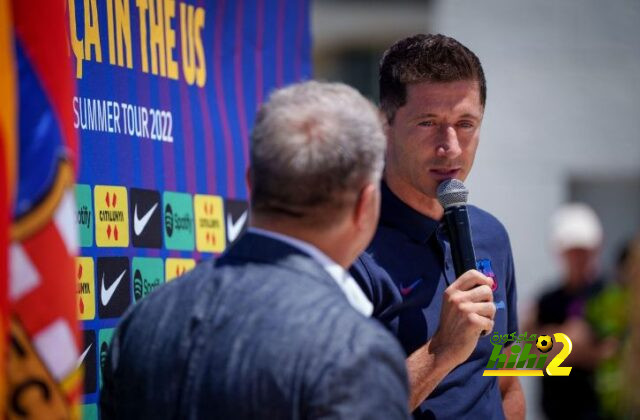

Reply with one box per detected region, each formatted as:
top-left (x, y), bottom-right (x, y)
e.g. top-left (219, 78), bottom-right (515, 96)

top-left (350, 34), bottom-right (524, 418)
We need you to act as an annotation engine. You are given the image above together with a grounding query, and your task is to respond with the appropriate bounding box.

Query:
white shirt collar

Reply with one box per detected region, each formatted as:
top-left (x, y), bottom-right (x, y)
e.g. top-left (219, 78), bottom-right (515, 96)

top-left (247, 227), bottom-right (373, 317)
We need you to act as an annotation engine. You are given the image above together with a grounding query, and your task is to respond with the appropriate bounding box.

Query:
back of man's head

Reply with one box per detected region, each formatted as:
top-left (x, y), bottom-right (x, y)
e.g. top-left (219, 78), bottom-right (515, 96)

top-left (379, 33), bottom-right (486, 122)
top-left (249, 81), bottom-right (386, 228)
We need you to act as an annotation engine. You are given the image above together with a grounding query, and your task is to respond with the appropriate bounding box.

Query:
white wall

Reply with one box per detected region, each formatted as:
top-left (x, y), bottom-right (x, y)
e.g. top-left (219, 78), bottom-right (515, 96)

top-left (431, 1), bottom-right (640, 417)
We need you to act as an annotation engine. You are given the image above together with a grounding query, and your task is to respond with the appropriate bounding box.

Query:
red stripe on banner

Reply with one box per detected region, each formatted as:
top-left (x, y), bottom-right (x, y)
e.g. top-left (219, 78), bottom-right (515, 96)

top-left (178, 79), bottom-right (200, 262)
top-left (179, 76), bottom-right (197, 194)
top-left (234, 0), bottom-right (249, 164)
top-left (12, 0), bottom-right (78, 169)
top-left (139, 76), bottom-right (156, 190)
top-left (295, 0), bottom-right (305, 80)
top-left (13, 221), bottom-right (78, 347)
top-left (197, 89), bottom-right (217, 195)
top-left (275, 0), bottom-right (285, 87)
top-left (196, 0), bottom-right (216, 195)
top-left (255, 0), bottom-right (264, 107)
top-left (115, 78), bottom-right (134, 189)
top-left (214, 0), bottom-right (236, 197)
top-left (160, 79), bottom-right (177, 192)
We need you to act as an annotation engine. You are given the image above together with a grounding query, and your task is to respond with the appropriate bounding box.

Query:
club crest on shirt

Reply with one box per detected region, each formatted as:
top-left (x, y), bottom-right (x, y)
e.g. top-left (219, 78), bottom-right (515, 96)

top-left (476, 259), bottom-right (498, 292)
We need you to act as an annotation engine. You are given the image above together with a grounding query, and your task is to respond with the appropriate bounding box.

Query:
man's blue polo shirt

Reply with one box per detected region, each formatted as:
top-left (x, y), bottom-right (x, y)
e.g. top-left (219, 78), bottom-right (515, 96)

top-left (350, 182), bottom-right (518, 419)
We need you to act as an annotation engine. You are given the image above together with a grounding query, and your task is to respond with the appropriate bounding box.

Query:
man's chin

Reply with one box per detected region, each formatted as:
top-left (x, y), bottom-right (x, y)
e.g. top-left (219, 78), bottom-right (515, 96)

top-left (416, 184), bottom-right (439, 201)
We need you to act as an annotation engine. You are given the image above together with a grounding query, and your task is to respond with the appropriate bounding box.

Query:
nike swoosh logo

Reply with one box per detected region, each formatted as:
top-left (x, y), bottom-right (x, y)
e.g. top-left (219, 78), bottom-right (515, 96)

top-left (133, 202), bottom-right (158, 236)
top-left (400, 278), bottom-right (422, 296)
top-left (101, 270), bottom-right (126, 306)
top-left (227, 210), bottom-right (248, 242)
top-left (495, 300), bottom-right (506, 310)
top-left (77, 343), bottom-right (92, 368)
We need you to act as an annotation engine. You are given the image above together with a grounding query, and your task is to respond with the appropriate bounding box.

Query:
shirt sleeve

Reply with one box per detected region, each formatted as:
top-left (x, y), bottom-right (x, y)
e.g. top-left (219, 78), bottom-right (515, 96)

top-left (306, 321), bottom-right (411, 420)
top-left (349, 253), bottom-right (402, 323)
top-left (349, 255), bottom-right (377, 304)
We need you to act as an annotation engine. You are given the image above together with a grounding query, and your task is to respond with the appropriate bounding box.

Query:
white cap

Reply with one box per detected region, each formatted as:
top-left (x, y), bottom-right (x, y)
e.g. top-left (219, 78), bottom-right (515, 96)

top-left (550, 203), bottom-right (603, 252)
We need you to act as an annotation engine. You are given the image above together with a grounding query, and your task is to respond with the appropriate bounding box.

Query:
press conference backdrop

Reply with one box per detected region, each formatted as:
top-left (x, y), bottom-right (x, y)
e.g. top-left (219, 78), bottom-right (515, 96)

top-left (70, 0), bottom-right (311, 416)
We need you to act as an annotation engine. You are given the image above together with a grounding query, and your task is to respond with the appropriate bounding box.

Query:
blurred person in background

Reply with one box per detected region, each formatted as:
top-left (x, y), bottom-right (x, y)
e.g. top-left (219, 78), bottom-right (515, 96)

top-left (587, 238), bottom-right (635, 419)
top-left (350, 34), bottom-right (524, 419)
top-left (527, 203), bottom-right (617, 420)
top-left (100, 81), bottom-right (411, 419)
top-left (621, 235), bottom-right (640, 417)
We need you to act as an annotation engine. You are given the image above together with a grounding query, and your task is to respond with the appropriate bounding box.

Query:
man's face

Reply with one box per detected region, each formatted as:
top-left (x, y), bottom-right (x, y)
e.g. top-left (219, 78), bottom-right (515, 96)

top-left (562, 247), bottom-right (599, 286)
top-left (385, 80), bottom-right (484, 199)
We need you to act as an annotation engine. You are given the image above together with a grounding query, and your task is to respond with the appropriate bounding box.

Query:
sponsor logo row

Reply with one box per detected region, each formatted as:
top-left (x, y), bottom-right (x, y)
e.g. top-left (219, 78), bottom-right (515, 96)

top-left (75, 184), bottom-right (249, 252)
top-left (76, 256), bottom-right (196, 321)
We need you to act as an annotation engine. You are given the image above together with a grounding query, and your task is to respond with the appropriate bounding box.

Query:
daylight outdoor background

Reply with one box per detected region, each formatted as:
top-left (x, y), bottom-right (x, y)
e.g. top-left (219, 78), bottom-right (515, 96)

top-left (311, 1), bottom-right (640, 418)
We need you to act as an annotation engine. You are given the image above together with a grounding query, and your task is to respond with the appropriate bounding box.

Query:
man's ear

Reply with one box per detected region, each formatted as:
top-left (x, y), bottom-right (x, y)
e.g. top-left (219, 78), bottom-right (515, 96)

top-left (353, 182), bottom-right (379, 230)
top-left (245, 166), bottom-right (253, 194)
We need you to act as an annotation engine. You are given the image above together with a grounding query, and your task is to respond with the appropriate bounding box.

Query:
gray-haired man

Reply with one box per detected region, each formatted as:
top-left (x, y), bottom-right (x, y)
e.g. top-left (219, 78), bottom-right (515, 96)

top-left (100, 81), bottom-right (411, 419)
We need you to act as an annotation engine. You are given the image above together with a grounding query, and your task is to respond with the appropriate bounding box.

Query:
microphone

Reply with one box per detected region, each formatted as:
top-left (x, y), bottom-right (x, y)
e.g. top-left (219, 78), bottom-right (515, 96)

top-left (438, 179), bottom-right (491, 337)
top-left (437, 179), bottom-right (476, 278)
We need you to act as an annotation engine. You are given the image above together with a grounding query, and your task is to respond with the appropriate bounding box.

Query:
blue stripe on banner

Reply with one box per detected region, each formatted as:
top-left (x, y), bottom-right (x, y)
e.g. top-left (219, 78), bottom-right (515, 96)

top-left (223, 0), bottom-right (242, 198)
top-left (74, 0), bottom-right (311, 402)
top-left (262, 1), bottom-right (277, 100)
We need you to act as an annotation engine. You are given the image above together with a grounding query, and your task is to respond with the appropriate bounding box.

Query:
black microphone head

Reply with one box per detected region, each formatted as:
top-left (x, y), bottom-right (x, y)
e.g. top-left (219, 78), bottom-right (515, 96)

top-left (437, 179), bottom-right (468, 208)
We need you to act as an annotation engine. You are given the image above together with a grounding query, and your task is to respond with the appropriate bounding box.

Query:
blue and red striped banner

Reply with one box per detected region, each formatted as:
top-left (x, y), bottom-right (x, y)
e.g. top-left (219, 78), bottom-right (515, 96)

top-left (67, 0), bottom-right (311, 414)
top-left (75, 0), bottom-right (311, 198)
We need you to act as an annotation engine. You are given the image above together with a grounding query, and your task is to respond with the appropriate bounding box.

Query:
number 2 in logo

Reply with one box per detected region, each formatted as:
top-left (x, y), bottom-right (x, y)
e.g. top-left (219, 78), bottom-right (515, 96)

top-left (546, 333), bottom-right (573, 376)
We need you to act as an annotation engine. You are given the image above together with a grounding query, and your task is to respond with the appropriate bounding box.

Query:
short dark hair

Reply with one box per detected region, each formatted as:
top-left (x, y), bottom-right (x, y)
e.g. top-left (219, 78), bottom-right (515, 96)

top-left (379, 34), bottom-right (486, 122)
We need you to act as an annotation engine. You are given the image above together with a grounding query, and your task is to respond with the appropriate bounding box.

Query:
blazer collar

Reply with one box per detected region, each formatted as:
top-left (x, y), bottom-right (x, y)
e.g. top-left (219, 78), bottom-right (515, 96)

top-left (218, 232), bottom-right (343, 293)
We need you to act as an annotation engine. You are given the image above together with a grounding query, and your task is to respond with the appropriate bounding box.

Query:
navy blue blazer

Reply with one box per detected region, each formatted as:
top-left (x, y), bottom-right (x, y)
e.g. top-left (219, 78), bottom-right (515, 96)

top-left (100, 232), bottom-right (410, 419)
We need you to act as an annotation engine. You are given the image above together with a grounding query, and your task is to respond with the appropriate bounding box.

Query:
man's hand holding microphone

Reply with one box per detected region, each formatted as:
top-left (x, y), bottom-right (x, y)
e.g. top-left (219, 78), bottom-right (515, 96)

top-left (407, 179), bottom-right (496, 409)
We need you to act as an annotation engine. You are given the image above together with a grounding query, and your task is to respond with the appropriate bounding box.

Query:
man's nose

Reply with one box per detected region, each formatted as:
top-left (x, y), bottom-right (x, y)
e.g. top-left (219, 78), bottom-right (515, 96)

top-left (436, 125), bottom-right (462, 158)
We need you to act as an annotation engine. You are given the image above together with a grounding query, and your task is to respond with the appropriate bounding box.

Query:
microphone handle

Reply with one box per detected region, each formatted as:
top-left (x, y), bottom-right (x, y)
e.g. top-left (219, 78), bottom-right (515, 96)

top-left (442, 205), bottom-right (477, 278)
top-left (443, 204), bottom-right (490, 336)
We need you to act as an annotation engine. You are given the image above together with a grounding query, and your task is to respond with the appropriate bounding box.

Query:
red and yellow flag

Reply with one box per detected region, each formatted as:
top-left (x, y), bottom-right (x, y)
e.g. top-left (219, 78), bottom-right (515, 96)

top-left (0, 0), bottom-right (16, 413)
top-left (1, 0), bottom-right (81, 417)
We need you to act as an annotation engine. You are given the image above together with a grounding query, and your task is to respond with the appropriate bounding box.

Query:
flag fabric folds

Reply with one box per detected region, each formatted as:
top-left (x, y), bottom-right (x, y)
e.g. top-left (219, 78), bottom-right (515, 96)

top-left (1, 0), bottom-right (81, 417)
